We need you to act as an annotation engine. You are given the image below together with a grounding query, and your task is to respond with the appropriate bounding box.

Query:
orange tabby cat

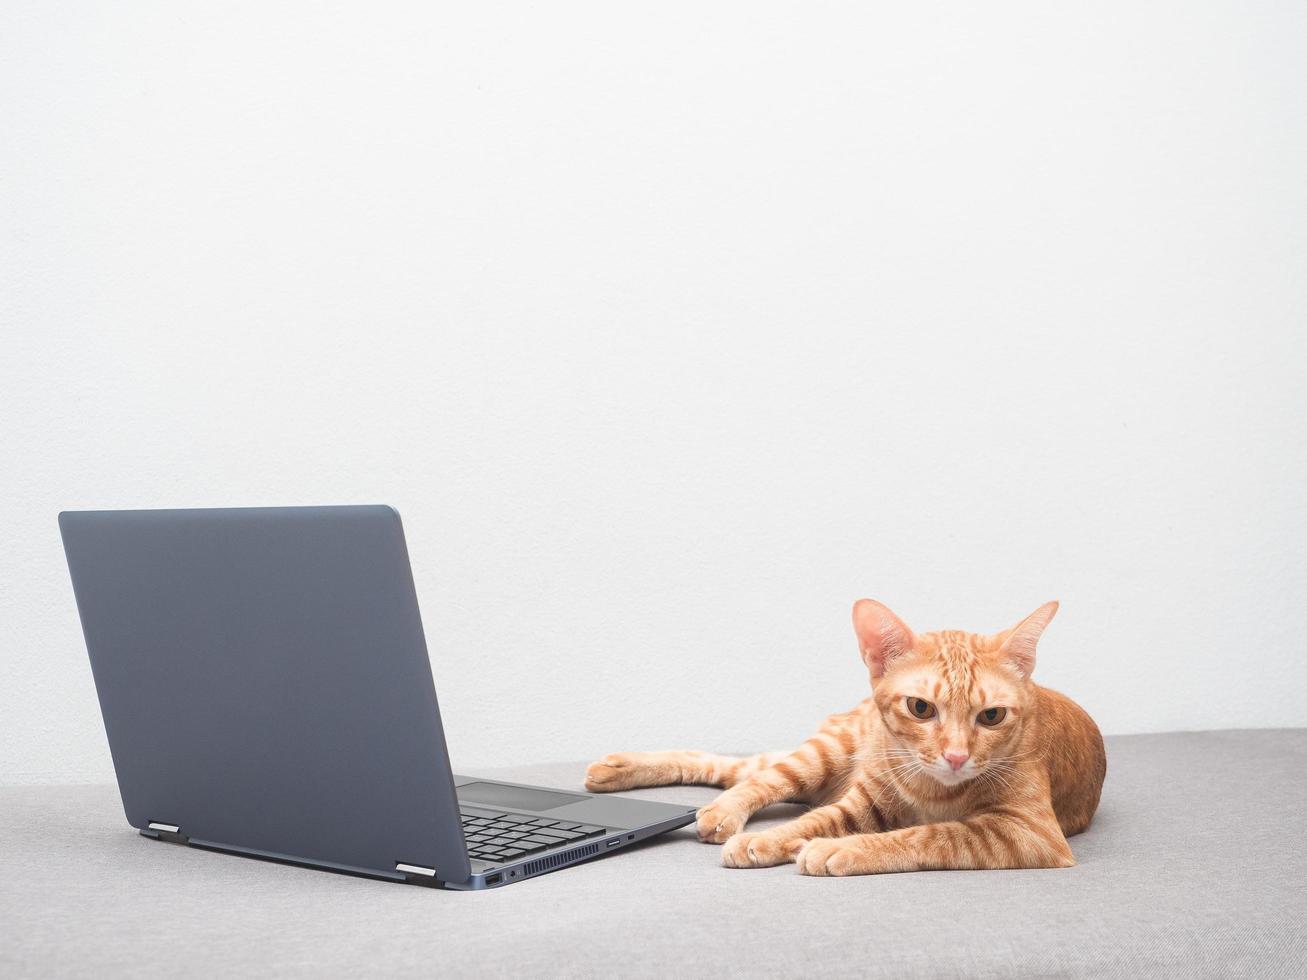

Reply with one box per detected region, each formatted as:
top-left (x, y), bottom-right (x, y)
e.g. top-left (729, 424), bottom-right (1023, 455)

top-left (586, 600), bottom-right (1106, 875)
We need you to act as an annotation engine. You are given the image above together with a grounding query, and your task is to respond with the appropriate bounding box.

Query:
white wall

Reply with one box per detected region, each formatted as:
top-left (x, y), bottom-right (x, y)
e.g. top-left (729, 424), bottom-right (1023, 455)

top-left (3, 1), bottom-right (1304, 784)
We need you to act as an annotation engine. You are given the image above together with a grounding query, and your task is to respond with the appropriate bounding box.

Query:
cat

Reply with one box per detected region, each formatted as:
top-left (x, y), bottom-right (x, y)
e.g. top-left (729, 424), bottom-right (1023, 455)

top-left (585, 599), bottom-right (1106, 876)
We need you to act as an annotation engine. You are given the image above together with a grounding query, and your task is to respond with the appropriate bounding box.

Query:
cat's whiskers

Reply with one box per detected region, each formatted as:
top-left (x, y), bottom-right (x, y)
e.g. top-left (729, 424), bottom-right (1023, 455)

top-left (990, 747), bottom-right (1044, 765)
top-left (864, 757), bottom-right (927, 822)
top-left (975, 760), bottom-right (1041, 800)
top-left (975, 765), bottom-right (1017, 796)
top-left (857, 757), bottom-right (920, 778)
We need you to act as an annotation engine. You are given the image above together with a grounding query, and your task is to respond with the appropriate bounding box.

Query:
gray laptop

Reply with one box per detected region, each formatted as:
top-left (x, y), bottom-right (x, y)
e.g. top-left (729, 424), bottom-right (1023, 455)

top-left (59, 505), bottom-right (696, 890)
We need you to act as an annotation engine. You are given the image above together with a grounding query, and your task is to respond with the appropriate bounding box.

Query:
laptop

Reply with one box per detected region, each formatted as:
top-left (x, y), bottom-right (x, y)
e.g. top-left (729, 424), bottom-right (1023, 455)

top-left (59, 505), bottom-right (697, 890)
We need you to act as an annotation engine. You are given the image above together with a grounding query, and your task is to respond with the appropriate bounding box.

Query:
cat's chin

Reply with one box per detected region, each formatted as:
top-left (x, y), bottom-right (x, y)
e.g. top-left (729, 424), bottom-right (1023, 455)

top-left (928, 767), bottom-right (980, 787)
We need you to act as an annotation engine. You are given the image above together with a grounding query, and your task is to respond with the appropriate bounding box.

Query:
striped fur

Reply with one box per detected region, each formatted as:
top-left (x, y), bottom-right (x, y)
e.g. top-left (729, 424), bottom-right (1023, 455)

top-left (585, 600), bottom-right (1106, 876)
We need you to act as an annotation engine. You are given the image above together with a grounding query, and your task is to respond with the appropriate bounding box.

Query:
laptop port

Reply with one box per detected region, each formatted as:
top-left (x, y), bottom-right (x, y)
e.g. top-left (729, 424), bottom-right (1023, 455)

top-left (607, 838), bottom-right (621, 847)
top-left (486, 873), bottom-right (502, 885)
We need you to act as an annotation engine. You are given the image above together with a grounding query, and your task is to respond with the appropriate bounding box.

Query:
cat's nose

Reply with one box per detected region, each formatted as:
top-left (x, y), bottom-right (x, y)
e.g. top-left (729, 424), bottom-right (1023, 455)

top-left (943, 750), bottom-right (970, 771)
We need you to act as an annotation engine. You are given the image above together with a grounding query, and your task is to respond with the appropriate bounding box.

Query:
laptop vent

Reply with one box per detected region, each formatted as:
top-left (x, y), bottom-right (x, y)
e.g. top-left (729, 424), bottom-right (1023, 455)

top-left (523, 842), bottom-right (599, 877)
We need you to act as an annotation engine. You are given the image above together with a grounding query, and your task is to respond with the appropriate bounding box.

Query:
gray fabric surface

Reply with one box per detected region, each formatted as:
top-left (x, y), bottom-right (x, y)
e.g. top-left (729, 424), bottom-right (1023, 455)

top-left (2, 730), bottom-right (1304, 979)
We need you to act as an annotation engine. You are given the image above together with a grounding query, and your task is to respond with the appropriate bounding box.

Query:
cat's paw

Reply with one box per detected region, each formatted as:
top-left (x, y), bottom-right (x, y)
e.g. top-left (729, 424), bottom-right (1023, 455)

top-left (584, 753), bottom-right (642, 792)
top-left (695, 801), bottom-right (747, 843)
top-left (795, 837), bottom-right (870, 877)
top-left (721, 832), bottom-right (799, 868)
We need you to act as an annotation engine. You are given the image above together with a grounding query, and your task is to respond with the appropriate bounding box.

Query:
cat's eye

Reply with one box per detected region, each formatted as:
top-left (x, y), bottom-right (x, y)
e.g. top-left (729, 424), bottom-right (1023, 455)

top-left (977, 707), bottom-right (1007, 727)
top-left (906, 697), bottom-right (936, 720)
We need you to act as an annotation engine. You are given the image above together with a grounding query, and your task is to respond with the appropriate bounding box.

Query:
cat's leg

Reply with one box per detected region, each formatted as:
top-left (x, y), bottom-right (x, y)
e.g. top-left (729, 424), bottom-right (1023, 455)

top-left (694, 730), bottom-right (858, 843)
top-left (584, 750), bottom-right (788, 793)
top-left (721, 782), bottom-right (885, 868)
top-left (795, 806), bottom-right (1075, 876)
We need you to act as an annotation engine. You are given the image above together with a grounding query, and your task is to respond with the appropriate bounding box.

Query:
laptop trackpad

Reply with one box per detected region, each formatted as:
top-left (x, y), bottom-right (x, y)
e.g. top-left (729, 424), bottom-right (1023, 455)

top-left (457, 781), bottom-right (588, 812)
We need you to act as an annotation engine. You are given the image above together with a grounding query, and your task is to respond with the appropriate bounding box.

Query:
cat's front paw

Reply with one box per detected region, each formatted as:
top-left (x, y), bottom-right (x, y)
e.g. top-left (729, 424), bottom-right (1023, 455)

top-left (796, 837), bottom-right (874, 877)
top-left (584, 753), bottom-right (641, 792)
top-left (695, 801), bottom-right (747, 843)
top-left (721, 832), bottom-right (800, 868)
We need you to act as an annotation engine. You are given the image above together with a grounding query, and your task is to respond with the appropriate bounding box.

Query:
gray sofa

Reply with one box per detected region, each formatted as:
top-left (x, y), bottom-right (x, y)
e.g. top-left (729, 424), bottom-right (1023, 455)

top-left (2, 729), bottom-right (1303, 978)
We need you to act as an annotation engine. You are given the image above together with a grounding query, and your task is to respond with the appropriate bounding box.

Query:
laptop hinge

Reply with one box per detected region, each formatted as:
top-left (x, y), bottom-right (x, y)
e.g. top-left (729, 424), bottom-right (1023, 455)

top-left (145, 821), bottom-right (191, 845)
top-left (395, 862), bottom-right (446, 888)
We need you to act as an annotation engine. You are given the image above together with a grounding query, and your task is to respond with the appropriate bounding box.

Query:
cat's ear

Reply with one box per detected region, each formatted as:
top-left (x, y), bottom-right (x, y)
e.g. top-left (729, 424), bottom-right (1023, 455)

top-left (852, 600), bottom-right (916, 678)
top-left (997, 601), bottom-right (1059, 677)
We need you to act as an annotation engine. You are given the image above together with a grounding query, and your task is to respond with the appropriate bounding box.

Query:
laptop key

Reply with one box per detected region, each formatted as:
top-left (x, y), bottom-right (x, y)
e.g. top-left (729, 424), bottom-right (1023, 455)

top-left (522, 834), bottom-right (564, 848)
top-left (496, 848), bottom-right (528, 861)
top-left (527, 818), bottom-right (558, 827)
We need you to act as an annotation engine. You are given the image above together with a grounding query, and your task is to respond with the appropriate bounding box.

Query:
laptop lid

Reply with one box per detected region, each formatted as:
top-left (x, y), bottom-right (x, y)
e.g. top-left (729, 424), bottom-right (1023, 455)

top-left (59, 504), bottom-right (471, 885)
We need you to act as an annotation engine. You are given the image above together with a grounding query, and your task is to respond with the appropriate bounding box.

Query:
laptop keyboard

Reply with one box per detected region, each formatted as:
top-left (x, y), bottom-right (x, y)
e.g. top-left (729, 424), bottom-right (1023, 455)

top-left (461, 810), bottom-right (609, 865)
